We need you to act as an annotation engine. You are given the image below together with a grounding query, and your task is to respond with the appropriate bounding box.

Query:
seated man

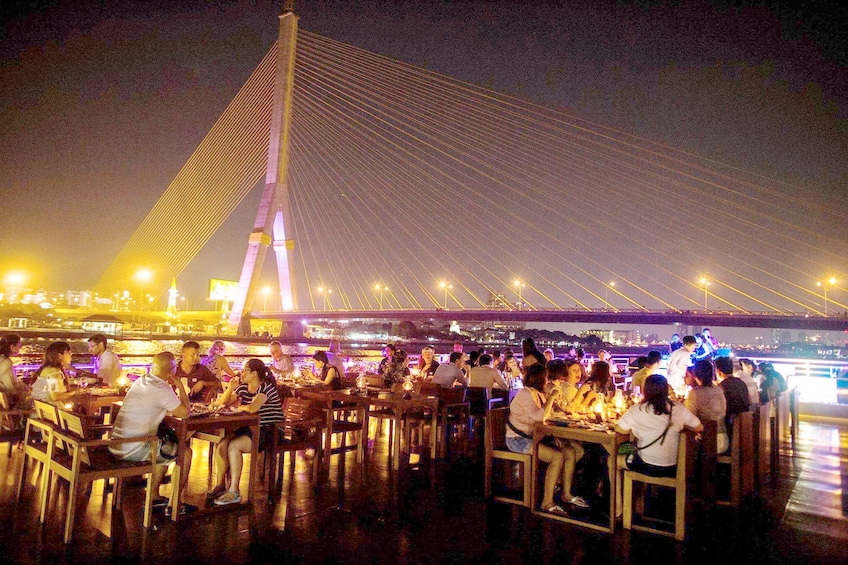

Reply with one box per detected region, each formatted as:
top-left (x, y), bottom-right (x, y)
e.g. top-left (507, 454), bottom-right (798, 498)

top-left (176, 341), bottom-right (220, 402)
top-left (630, 350), bottom-right (663, 393)
top-left (109, 352), bottom-right (194, 515)
top-left (431, 352), bottom-right (468, 388)
top-left (468, 354), bottom-right (509, 389)
top-left (87, 333), bottom-right (122, 388)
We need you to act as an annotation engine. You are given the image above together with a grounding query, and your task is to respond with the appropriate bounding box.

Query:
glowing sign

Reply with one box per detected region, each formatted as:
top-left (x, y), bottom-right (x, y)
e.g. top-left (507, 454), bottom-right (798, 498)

top-left (208, 279), bottom-right (238, 302)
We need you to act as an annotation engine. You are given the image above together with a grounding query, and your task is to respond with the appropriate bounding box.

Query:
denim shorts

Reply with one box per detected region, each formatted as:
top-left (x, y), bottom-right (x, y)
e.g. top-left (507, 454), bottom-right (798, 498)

top-left (505, 435), bottom-right (533, 454)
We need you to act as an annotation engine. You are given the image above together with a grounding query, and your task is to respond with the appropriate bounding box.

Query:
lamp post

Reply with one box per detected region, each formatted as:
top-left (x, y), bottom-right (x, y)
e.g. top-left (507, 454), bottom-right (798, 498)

top-left (605, 281), bottom-right (615, 311)
top-left (817, 277), bottom-right (837, 315)
top-left (700, 278), bottom-right (710, 311)
top-left (439, 281), bottom-right (451, 310)
top-left (513, 279), bottom-right (525, 311)
top-left (375, 284), bottom-right (386, 310)
top-left (318, 287), bottom-right (332, 311)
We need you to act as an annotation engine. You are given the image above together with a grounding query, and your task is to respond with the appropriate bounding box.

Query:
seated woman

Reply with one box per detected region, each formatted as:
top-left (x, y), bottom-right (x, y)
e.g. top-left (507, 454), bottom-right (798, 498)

top-left (313, 351), bottom-right (343, 389)
top-left (0, 334), bottom-right (30, 408)
top-left (30, 341), bottom-right (78, 403)
top-left (208, 359), bottom-right (284, 505)
top-left (202, 340), bottom-right (238, 383)
top-left (577, 361), bottom-right (616, 408)
top-left (616, 374), bottom-right (702, 475)
top-left (506, 364), bottom-right (589, 515)
top-left (685, 359), bottom-right (729, 454)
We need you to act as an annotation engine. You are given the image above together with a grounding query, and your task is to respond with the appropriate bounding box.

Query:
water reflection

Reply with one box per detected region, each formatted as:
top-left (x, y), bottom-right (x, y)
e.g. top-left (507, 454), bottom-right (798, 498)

top-left (17, 337), bottom-right (383, 365)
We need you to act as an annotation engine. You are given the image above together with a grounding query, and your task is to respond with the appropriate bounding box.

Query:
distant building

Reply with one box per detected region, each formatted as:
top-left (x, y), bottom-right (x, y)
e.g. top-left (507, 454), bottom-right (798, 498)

top-left (81, 314), bottom-right (123, 335)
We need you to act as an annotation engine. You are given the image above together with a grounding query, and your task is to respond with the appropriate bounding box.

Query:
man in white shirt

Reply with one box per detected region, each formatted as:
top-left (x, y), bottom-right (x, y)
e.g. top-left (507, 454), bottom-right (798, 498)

top-left (110, 351), bottom-right (192, 514)
top-left (665, 335), bottom-right (697, 390)
top-left (88, 334), bottom-right (122, 388)
top-left (431, 352), bottom-right (468, 387)
top-left (469, 354), bottom-right (509, 389)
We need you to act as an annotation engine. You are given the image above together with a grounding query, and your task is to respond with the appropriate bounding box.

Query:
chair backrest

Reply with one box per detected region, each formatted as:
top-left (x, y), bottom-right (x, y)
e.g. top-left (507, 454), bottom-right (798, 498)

top-left (416, 382), bottom-right (440, 396)
top-left (732, 411), bottom-right (755, 496)
top-left (283, 397), bottom-right (317, 421)
top-left (677, 428), bottom-right (698, 489)
top-left (365, 375), bottom-right (384, 388)
top-left (465, 387), bottom-right (491, 415)
top-left (34, 400), bottom-right (61, 427)
top-left (437, 387), bottom-right (466, 406)
top-left (57, 408), bottom-right (92, 466)
top-left (486, 407), bottom-right (508, 452)
top-left (754, 402), bottom-right (771, 479)
top-left (0, 391), bottom-right (9, 410)
top-left (342, 372), bottom-right (358, 388)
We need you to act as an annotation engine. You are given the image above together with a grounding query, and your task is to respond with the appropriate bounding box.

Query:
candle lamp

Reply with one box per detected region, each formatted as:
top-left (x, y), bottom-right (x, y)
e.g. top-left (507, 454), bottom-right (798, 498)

top-left (356, 372), bottom-right (368, 395)
top-left (116, 375), bottom-right (130, 394)
top-left (592, 395), bottom-right (605, 423)
top-left (402, 376), bottom-right (414, 400)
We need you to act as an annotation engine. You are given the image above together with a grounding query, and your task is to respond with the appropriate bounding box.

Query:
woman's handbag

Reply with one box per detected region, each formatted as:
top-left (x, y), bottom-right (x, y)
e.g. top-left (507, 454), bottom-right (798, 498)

top-left (156, 421), bottom-right (179, 461)
top-left (617, 408), bottom-right (673, 466)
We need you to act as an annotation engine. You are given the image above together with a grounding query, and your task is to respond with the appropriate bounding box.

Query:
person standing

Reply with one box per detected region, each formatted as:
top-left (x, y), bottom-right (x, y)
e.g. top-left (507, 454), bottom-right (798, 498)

top-left (666, 335), bottom-right (697, 390)
top-left (175, 341), bottom-right (219, 402)
top-left (87, 334), bottom-right (122, 388)
top-left (668, 334), bottom-right (683, 354)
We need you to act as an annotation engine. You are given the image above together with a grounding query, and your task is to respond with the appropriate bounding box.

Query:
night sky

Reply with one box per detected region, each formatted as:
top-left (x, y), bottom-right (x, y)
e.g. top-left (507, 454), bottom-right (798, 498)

top-left (2, 0), bottom-right (846, 308)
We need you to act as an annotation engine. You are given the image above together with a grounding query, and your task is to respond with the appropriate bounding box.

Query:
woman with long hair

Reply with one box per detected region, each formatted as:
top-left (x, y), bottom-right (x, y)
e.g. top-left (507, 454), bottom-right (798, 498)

top-left (31, 341), bottom-right (77, 402)
top-left (313, 350), bottom-right (343, 389)
top-left (506, 364), bottom-right (589, 515)
top-left (0, 334), bottom-right (29, 406)
top-left (578, 361), bottom-right (616, 408)
top-left (209, 358), bottom-right (284, 505)
top-left (685, 359), bottom-right (729, 453)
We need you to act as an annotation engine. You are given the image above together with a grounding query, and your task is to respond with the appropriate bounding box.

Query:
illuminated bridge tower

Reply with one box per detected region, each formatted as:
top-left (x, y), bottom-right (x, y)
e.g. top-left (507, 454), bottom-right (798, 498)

top-left (229, 1), bottom-right (299, 333)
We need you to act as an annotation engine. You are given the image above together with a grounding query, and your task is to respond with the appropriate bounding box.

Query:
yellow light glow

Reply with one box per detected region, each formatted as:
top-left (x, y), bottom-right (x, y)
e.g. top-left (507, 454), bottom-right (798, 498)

top-left (135, 268), bottom-right (152, 283)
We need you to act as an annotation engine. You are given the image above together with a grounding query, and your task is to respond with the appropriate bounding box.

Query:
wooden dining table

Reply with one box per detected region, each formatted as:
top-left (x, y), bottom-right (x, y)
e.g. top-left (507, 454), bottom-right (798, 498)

top-left (531, 419), bottom-right (627, 534)
top-left (163, 410), bottom-right (260, 522)
top-left (305, 388), bottom-right (440, 471)
top-left (71, 389), bottom-right (126, 419)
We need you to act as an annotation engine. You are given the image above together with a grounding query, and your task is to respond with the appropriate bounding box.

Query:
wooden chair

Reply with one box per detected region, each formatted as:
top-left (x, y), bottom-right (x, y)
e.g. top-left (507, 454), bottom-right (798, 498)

top-left (623, 429), bottom-right (698, 541)
top-left (299, 390), bottom-right (361, 463)
top-left (484, 407), bottom-right (532, 507)
top-left (0, 391), bottom-right (30, 455)
top-left (753, 403), bottom-right (771, 491)
top-left (436, 387), bottom-right (469, 460)
top-left (266, 397), bottom-right (323, 498)
top-left (716, 411), bottom-right (755, 508)
top-left (42, 408), bottom-right (159, 543)
top-left (16, 400), bottom-right (61, 502)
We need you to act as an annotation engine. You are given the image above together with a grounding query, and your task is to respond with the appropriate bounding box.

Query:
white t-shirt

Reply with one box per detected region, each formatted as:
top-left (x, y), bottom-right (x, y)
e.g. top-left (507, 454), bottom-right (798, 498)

top-left (31, 367), bottom-right (67, 401)
top-left (96, 350), bottom-right (122, 388)
top-left (665, 347), bottom-right (693, 389)
top-left (617, 401), bottom-right (701, 467)
top-left (110, 373), bottom-right (181, 459)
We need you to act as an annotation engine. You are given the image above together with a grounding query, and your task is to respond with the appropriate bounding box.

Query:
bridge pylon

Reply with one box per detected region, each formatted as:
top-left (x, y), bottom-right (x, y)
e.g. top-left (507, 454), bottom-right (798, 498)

top-left (229, 4), bottom-right (299, 333)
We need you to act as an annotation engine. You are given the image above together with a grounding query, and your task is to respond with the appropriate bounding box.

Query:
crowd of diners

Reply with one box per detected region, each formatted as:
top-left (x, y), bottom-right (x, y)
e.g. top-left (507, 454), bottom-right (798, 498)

top-left (1, 331), bottom-right (789, 519)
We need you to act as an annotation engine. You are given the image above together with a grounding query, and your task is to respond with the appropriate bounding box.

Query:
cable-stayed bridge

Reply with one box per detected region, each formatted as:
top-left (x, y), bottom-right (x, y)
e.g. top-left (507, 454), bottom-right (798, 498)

top-left (90, 6), bottom-right (847, 333)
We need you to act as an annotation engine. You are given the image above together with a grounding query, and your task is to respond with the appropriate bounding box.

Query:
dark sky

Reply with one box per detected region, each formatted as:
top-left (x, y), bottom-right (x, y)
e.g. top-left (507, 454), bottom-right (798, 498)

top-left (2, 0), bottom-right (847, 308)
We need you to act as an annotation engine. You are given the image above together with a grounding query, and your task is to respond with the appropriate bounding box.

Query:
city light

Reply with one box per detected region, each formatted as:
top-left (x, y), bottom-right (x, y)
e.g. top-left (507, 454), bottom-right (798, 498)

top-left (700, 277), bottom-right (711, 310)
top-left (816, 278), bottom-right (838, 315)
top-left (374, 283), bottom-right (387, 309)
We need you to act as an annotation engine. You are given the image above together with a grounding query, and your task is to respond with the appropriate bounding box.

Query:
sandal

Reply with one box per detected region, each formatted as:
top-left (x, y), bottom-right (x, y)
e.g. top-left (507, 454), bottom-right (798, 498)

top-left (544, 504), bottom-right (568, 516)
top-left (568, 496), bottom-right (590, 509)
top-left (206, 484), bottom-right (227, 499)
top-left (214, 490), bottom-right (241, 506)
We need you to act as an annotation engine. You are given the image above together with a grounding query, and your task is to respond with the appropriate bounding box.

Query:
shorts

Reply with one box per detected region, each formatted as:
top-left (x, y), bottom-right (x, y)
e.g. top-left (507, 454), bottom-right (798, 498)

top-left (625, 453), bottom-right (677, 478)
top-left (505, 435), bottom-right (533, 454)
top-left (121, 441), bottom-right (172, 465)
top-left (233, 426), bottom-right (273, 452)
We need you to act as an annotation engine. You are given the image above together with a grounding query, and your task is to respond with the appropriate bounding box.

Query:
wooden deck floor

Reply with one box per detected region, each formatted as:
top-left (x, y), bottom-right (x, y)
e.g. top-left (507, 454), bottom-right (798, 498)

top-left (1, 418), bottom-right (846, 564)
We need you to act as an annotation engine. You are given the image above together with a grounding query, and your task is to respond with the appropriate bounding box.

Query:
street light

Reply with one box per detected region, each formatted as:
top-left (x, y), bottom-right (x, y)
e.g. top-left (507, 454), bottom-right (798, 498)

top-left (700, 277), bottom-right (710, 310)
top-left (374, 284), bottom-right (387, 310)
top-left (513, 279), bottom-right (525, 311)
top-left (817, 277), bottom-right (837, 315)
top-left (317, 287), bottom-right (332, 311)
top-left (439, 281), bottom-right (452, 310)
top-left (605, 281), bottom-right (615, 311)
top-left (135, 268), bottom-right (152, 313)
top-left (262, 286), bottom-right (271, 311)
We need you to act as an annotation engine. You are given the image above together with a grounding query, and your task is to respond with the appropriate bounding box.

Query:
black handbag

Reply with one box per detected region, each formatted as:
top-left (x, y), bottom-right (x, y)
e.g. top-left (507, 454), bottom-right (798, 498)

top-left (156, 421), bottom-right (179, 461)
